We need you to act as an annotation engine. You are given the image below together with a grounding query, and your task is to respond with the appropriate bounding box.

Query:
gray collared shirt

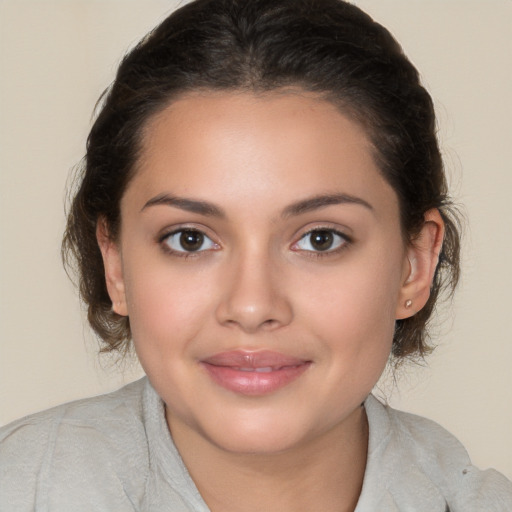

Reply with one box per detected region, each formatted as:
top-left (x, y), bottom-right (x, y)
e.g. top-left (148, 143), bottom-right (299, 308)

top-left (1, 377), bottom-right (511, 511)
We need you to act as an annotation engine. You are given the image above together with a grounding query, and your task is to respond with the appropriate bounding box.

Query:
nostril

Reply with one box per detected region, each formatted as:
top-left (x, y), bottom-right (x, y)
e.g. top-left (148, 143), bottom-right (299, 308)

top-left (222, 316), bottom-right (280, 332)
top-left (214, 270), bottom-right (293, 332)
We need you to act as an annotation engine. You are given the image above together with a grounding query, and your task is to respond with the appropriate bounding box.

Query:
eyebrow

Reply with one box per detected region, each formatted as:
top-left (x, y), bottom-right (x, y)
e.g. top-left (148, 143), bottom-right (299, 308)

top-left (141, 193), bottom-right (225, 217)
top-left (141, 192), bottom-right (373, 218)
top-left (282, 193), bottom-right (374, 218)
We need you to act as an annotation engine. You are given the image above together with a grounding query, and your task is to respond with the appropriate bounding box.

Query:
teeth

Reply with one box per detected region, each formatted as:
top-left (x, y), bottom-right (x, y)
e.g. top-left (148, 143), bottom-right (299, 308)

top-left (235, 367), bottom-right (274, 373)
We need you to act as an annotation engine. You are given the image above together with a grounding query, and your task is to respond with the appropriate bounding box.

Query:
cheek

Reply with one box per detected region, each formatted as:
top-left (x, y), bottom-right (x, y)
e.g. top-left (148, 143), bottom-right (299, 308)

top-left (122, 258), bottom-right (214, 355)
top-left (295, 249), bottom-right (403, 374)
top-left (300, 251), bottom-right (402, 329)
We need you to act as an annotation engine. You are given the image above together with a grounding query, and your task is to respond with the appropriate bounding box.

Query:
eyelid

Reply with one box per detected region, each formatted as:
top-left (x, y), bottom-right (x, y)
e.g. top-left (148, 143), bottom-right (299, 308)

top-left (157, 225), bottom-right (220, 256)
top-left (290, 225), bottom-right (352, 254)
top-left (157, 222), bottom-right (217, 241)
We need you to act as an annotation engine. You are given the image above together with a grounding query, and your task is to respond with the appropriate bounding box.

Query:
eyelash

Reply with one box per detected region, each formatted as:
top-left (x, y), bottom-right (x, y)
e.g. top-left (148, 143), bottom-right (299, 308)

top-left (157, 226), bottom-right (352, 259)
top-left (291, 227), bottom-right (352, 258)
top-left (158, 228), bottom-right (219, 258)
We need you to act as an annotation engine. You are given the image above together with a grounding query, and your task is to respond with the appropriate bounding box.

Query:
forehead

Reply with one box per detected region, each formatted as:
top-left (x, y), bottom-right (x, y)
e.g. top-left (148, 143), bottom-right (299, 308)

top-left (126, 91), bottom-right (398, 218)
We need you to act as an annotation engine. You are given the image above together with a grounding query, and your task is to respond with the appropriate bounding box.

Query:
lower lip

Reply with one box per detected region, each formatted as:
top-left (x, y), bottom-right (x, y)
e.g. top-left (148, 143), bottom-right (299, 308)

top-left (201, 363), bottom-right (311, 396)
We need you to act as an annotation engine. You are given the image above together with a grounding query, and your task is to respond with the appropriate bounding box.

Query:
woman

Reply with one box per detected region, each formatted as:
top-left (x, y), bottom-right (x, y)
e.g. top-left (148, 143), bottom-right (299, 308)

top-left (1, 1), bottom-right (511, 510)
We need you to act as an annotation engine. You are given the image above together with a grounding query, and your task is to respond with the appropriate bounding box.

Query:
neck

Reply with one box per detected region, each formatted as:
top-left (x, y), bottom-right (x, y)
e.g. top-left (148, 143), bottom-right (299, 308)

top-left (168, 405), bottom-right (368, 512)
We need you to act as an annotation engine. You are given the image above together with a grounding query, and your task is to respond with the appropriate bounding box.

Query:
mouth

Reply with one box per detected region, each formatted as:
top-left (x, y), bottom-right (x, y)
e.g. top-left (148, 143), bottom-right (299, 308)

top-left (200, 350), bottom-right (312, 396)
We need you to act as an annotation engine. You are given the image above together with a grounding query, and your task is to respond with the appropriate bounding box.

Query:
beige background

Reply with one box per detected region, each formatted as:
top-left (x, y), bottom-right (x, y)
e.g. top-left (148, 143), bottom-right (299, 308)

top-left (1, 0), bottom-right (511, 479)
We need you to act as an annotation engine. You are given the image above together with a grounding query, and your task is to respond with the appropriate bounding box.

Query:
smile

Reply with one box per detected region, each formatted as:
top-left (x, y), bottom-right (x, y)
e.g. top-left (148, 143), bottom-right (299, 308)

top-left (200, 350), bottom-right (311, 396)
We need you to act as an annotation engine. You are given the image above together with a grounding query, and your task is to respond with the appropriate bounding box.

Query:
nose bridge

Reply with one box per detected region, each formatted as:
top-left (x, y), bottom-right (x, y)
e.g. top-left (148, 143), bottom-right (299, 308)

top-left (216, 243), bottom-right (292, 332)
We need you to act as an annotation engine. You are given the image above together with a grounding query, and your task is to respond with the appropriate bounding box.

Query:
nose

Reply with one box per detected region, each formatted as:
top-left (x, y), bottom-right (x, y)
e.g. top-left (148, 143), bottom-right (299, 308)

top-left (215, 250), bottom-right (293, 333)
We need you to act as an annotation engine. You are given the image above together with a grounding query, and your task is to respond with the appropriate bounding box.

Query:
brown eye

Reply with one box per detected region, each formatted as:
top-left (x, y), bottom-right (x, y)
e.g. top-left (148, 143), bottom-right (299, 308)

top-left (162, 229), bottom-right (217, 253)
top-left (294, 229), bottom-right (348, 253)
top-left (310, 230), bottom-right (334, 251)
top-left (180, 230), bottom-right (204, 251)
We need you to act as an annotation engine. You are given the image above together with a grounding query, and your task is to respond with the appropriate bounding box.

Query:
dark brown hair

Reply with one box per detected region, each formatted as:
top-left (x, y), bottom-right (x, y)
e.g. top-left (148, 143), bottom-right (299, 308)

top-left (62, 0), bottom-right (461, 362)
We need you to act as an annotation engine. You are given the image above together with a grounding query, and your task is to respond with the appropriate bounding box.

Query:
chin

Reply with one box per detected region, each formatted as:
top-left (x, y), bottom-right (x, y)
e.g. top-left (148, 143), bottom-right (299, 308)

top-left (209, 429), bottom-right (305, 456)
top-left (197, 410), bottom-right (321, 456)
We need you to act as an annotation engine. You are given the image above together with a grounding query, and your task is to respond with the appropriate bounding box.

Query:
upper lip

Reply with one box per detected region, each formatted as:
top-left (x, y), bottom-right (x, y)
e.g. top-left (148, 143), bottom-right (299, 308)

top-left (201, 350), bottom-right (309, 369)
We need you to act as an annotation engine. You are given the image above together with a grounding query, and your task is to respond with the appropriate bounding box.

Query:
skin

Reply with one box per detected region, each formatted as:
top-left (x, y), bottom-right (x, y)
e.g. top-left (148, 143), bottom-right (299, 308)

top-left (98, 91), bottom-right (443, 512)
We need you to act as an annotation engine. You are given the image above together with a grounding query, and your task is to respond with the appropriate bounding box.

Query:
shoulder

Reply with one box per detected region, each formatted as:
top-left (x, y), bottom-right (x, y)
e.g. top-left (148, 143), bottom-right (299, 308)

top-left (0, 378), bottom-right (150, 511)
top-left (0, 377), bottom-right (147, 448)
top-left (360, 395), bottom-right (512, 511)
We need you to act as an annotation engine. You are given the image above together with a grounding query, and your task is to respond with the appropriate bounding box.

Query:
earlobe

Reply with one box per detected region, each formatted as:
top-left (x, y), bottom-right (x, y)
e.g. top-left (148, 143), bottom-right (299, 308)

top-left (96, 218), bottom-right (128, 316)
top-left (396, 209), bottom-right (445, 320)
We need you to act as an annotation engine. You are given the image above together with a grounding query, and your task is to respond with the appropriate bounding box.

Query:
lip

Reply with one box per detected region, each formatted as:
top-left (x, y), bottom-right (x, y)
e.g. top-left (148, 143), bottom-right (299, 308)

top-left (200, 350), bottom-right (311, 396)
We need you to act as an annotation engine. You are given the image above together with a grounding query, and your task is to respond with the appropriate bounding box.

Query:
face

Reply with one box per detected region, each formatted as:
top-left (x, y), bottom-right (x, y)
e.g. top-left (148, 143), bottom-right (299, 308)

top-left (102, 91), bottom-right (417, 455)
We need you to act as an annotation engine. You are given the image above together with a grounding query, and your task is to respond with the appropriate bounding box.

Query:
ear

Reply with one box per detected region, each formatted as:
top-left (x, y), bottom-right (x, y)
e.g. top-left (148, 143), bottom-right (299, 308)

top-left (96, 218), bottom-right (128, 316)
top-left (395, 209), bottom-right (445, 320)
